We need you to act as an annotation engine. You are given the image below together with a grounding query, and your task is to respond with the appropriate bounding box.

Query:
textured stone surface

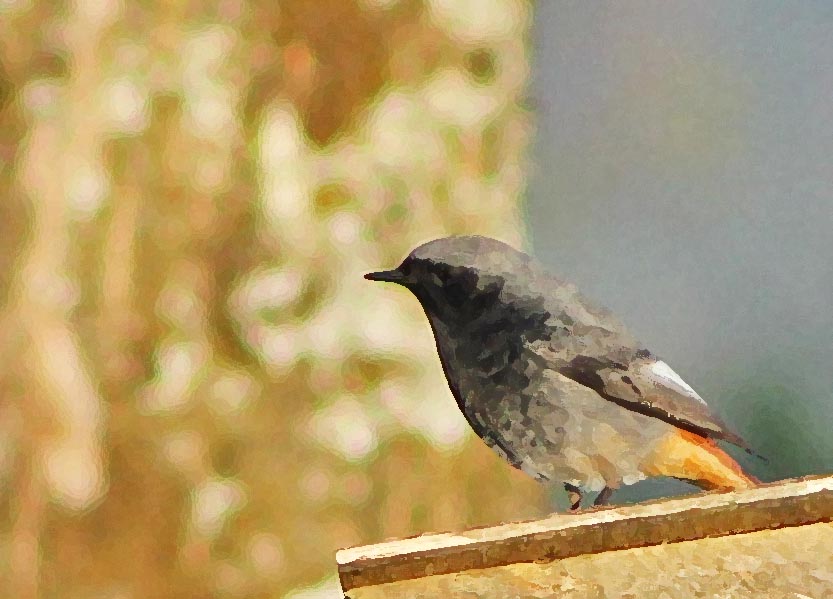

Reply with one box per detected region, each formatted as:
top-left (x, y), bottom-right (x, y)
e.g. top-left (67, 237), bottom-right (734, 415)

top-left (339, 475), bottom-right (833, 595)
top-left (347, 522), bottom-right (833, 598)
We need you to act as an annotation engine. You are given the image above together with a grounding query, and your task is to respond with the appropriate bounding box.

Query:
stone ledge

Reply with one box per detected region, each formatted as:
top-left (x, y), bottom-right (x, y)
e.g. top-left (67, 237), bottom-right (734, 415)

top-left (337, 474), bottom-right (833, 594)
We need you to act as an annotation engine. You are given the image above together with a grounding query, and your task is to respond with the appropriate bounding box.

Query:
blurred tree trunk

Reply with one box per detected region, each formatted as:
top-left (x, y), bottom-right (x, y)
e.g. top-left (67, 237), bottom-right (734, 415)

top-left (0, 1), bottom-right (540, 597)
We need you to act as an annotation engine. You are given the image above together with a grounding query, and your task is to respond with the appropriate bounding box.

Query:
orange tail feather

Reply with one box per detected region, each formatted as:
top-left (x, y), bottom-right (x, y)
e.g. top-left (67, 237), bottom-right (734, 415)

top-left (643, 430), bottom-right (759, 491)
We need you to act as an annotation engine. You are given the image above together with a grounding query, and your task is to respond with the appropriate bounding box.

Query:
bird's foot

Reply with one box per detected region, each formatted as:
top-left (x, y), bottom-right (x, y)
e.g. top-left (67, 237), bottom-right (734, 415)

top-left (564, 483), bottom-right (582, 511)
top-left (594, 486), bottom-right (614, 506)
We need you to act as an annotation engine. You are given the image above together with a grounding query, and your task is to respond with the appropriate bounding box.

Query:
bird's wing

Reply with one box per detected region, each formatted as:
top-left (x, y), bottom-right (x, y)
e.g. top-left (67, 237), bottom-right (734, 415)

top-left (533, 281), bottom-right (751, 449)
top-left (556, 351), bottom-right (751, 450)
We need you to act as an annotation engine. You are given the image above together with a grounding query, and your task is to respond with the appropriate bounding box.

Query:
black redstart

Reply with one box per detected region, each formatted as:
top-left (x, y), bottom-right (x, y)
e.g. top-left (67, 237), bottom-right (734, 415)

top-left (365, 235), bottom-right (757, 510)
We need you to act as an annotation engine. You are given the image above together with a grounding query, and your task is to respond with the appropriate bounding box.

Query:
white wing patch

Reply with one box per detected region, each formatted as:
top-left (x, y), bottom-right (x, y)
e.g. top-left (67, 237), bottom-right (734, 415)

top-left (649, 360), bottom-right (707, 404)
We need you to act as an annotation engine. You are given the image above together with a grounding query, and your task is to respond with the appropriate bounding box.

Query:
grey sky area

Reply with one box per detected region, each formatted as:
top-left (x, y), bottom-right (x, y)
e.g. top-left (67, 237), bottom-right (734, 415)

top-left (528, 2), bottom-right (833, 497)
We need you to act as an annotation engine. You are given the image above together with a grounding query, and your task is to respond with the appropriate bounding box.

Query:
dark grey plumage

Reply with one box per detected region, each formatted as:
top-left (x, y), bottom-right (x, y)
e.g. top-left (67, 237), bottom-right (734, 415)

top-left (365, 235), bottom-right (754, 508)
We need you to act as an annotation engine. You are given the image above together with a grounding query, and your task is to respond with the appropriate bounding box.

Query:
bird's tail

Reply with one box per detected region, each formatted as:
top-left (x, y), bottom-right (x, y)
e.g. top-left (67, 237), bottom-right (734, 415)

top-left (643, 429), bottom-right (759, 491)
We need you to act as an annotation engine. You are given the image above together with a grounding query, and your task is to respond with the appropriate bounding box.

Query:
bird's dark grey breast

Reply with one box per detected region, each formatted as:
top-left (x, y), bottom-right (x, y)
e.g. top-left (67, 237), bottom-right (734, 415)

top-left (423, 272), bottom-right (572, 470)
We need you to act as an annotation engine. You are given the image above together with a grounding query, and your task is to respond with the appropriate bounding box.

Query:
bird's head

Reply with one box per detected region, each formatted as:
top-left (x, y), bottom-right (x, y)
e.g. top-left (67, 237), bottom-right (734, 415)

top-left (364, 236), bottom-right (533, 323)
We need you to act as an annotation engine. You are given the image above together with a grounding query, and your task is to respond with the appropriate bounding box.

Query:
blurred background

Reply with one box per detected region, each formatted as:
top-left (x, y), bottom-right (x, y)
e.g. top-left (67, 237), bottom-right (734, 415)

top-left (0, 1), bottom-right (829, 597)
top-left (529, 1), bottom-right (833, 504)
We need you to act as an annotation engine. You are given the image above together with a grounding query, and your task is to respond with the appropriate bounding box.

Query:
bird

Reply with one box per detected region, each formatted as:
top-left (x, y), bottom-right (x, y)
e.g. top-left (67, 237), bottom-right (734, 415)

top-left (364, 235), bottom-right (759, 510)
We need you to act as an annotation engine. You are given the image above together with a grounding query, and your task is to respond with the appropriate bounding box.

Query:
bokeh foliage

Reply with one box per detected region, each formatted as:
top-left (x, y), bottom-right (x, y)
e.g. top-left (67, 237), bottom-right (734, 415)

top-left (0, 0), bottom-right (541, 597)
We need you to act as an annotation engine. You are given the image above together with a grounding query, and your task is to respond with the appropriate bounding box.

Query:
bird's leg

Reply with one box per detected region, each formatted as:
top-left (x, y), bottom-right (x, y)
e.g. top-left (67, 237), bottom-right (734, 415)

top-left (564, 483), bottom-right (582, 511)
top-left (594, 486), bottom-right (614, 506)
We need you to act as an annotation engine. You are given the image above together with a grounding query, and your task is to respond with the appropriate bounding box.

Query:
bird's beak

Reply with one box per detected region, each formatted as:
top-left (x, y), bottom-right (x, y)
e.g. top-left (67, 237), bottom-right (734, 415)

top-left (364, 269), bottom-right (406, 284)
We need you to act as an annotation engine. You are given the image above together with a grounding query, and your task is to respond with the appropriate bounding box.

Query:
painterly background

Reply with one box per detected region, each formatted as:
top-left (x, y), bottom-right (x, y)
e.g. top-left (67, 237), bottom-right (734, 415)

top-left (0, 1), bottom-right (829, 597)
top-left (530, 1), bottom-right (833, 505)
